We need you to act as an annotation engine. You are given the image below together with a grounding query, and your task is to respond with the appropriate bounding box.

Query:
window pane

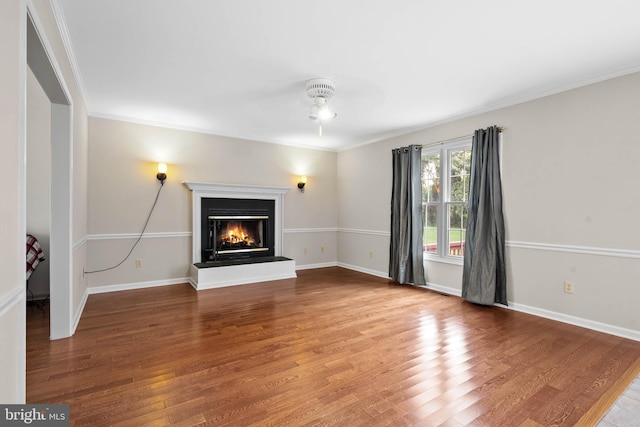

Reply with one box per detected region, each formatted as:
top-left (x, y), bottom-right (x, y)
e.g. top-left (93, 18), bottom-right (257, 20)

top-left (450, 149), bottom-right (471, 202)
top-left (448, 204), bottom-right (467, 257)
top-left (424, 204), bottom-right (438, 254)
top-left (422, 143), bottom-right (471, 259)
top-left (422, 154), bottom-right (440, 203)
top-left (450, 176), bottom-right (463, 202)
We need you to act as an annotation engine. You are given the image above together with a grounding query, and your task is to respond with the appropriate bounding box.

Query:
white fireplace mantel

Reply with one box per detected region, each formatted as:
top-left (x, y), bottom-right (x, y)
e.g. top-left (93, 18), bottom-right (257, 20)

top-left (183, 182), bottom-right (291, 264)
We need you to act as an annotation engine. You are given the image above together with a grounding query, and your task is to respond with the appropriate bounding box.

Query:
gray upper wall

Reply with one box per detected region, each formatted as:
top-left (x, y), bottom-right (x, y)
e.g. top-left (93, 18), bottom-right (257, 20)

top-left (337, 70), bottom-right (640, 334)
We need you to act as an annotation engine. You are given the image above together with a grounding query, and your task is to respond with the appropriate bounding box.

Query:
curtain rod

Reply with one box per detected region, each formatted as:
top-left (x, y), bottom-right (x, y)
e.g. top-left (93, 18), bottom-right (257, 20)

top-left (422, 126), bottom-right (504, 148)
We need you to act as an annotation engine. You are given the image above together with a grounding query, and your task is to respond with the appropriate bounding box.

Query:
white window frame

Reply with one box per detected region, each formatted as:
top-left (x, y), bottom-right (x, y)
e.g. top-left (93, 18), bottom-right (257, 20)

top-left (422, 137), bottom-right (472, 265)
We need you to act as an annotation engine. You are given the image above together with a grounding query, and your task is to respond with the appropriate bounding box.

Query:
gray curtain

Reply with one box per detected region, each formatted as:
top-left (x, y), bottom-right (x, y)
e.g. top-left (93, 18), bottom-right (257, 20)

top-left (389, 145), bottom-right (426, 286)
top-left (462, 126), bottom-right (507, 305)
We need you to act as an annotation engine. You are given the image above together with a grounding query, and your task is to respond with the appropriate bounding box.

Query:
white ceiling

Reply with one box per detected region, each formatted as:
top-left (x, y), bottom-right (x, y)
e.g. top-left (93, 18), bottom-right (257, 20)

top-left (56, 0), bottom-right (640, 151)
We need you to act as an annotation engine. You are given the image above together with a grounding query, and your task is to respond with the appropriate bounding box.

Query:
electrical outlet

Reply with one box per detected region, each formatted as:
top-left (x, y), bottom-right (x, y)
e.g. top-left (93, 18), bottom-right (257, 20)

top-left (564, 281), bottom-right (574, 294)
top-left (135, 259), bottom-right (142, 268)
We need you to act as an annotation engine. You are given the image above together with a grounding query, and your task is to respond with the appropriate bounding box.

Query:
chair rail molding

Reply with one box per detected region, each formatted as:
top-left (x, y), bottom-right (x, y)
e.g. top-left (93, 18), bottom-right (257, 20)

top-left (506, 240), bottom-right (640, 259)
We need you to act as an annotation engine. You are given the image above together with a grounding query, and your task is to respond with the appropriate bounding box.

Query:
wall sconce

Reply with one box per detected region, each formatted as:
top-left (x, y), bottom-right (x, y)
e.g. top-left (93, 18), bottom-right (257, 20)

top-left (297, 176), bottom-right (307, 192)
top-left (156, 163), bottom-right (167, 184)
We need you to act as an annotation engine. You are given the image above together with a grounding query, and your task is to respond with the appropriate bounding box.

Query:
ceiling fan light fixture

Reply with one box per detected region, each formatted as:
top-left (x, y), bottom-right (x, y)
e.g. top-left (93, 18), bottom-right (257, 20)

top-left (306, 78), bottom-right (337, 137)
top-left (308, 96), bottom-right (337, 121)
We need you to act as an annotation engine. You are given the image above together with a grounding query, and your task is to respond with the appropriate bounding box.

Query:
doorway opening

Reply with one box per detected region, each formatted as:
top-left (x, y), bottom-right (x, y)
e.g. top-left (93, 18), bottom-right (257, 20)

top-left (26, 10), bottom-right (74, 340)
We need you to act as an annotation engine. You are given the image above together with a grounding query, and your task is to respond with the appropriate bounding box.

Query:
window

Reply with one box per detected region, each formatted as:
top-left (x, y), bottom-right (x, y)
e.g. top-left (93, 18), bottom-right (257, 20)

top-left (422, 139), bottom-right (471, 262)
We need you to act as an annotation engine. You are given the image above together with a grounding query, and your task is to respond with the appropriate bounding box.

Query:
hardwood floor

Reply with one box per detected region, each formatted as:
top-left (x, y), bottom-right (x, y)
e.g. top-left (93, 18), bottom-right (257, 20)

top-left (27, 267), bottom-right (640, 426)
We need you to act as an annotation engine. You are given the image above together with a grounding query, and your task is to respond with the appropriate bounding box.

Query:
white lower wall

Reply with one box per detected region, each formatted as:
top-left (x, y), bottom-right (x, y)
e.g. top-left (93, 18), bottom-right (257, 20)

top-left (337, 229), bottom-right (389, 277)
top-left (284, 228), bottom-right (338, 269)
top-left (507, 243), bottom-right (640, 332)
top-left (86, 234), bottom-right (192, 288)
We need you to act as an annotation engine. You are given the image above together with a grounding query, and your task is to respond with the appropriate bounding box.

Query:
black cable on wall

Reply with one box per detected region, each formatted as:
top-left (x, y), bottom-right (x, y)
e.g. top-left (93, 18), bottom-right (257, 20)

top-left (85, 181), bottom-right (164, 274)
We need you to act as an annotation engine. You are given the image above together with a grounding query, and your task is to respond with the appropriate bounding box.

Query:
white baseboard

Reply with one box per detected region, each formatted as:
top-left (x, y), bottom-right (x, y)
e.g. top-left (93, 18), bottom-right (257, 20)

top-left (296, 261), bottom-right (338, 270)
top-left (72, 289), bottom-right (88, 335)
top-left (422, 282), bottom-right (462, 297)
top-left (508, 302), bottom-right (640, 342)
top-left (87, 277), bottom-right (191, 295)
top-left (337, 262), bottom-right (389, 279)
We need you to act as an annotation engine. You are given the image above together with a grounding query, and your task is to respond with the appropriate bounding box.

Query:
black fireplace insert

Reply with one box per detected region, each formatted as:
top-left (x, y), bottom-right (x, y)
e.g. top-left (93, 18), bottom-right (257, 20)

top-left (201, 198), bottom-right (275, 261)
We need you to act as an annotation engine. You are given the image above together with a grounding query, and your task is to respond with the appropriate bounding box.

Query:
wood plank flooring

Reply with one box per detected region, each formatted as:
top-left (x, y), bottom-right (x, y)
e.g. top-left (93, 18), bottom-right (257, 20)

top-left (26, 267), bottom-right (640, 426)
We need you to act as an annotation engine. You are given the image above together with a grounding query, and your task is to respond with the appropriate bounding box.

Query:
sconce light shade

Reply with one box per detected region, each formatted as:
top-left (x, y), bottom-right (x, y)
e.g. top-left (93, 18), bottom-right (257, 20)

top-left (157, 163), bottom-right (167, 184)
top-left (297, 176), bottom-right (307, 192)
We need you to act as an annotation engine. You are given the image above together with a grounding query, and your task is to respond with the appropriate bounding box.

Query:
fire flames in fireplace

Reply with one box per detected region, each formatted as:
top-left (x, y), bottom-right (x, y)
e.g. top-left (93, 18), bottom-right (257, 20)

top-left (220, 222), bottom-right (257, 248)
top-left (211, 217), bottom-right (268, 257)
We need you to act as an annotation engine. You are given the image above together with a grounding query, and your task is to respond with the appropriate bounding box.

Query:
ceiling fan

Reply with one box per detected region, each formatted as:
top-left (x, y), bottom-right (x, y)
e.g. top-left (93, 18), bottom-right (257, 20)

top-left (306, 78), bottom-right (337, 137)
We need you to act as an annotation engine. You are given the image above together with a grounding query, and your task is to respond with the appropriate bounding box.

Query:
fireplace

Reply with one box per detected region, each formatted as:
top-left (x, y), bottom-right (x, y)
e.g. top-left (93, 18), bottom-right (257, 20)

top-left (201, 198), bottom-right (275, 261)
top-left (184, 182), bottom-right (295, 290)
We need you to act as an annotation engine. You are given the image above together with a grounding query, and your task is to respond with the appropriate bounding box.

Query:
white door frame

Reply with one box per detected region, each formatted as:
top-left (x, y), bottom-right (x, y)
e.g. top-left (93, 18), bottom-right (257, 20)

top-left (26, 4), bottom-right (74, 339)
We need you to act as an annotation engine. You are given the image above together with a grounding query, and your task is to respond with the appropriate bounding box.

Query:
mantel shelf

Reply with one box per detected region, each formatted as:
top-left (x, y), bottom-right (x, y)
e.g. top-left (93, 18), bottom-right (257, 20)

top-left (183, 182), bottom-right (291, 195)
